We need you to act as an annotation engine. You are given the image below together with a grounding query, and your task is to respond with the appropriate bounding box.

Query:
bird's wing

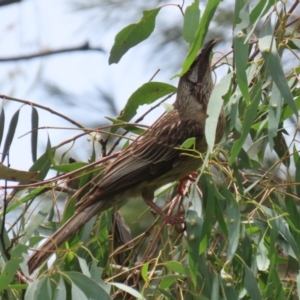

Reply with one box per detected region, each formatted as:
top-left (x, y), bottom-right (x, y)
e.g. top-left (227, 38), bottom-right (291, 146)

top-left (78, 112), bottom-right (204, 209)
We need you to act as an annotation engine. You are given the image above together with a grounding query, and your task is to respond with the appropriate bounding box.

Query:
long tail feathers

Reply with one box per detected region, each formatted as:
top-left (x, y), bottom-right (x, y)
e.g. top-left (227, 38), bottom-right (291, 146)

top-left (27, 201), bottom-right (105, 274)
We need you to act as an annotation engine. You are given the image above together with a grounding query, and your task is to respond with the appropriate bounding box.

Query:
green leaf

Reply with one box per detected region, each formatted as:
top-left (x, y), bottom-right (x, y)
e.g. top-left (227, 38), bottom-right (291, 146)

top-left (268, 84), bottom-right (283, 149)
top-left (165, 261), bottom-right (190, 276)
top-left (0, 163), bottom-right (38, 182)
top-left (105, 117), bottom-right (144, 135)
top-left (20, 200), bottom-right (54, 244)
top-left (109, 8), bottom-right (161, 64)
top-left (0, 244), bottom-right (28, 292)
top-left (206, 72), bottom-right (232, 152)
top-left (179, 0), bottom-right (221, 76)
top-left (244, 264), bottom-right (262, 300)
top-left (118, 82), bottom-right (176, 122)
top-left (159, 275), bottom-right (186, 289)
top-left (141, 261), bottom-right (149, 283)
top-left (31, 106), bottom-right (38, 162)
top-left (221, 273), bottom-right (239, 299)
top-left (29, 136), bottom-right (54, 180)
top-left (297, 273), bottom-right (300, 300)
top-left (53, 276), bottom-right (67, 300)
top-left (211, 276), bottom-right (219, 300)
top-left (52, 162), bottom-right (87, 173)
top-left (229, 82), bottom-right (261, 165)
top-left (186, 210), bottom-right (202, 286)
top-left (111, 282), bottom-right (146, 300)
top-left (222, 188), bottom-right (240, 263)
top-left (273, 131), bottom-right (289, 167)
top-left (7, 186), bottom-right (49, 213)
top-left (247, 0), bottom-right (275, 42)
top-left (233, 0), bottom-right (250, 104)
top-left (158, 288), bottom-right (177, 300)
top-left (1, 109), bottom-right (20, 162)
top-left (25, 277), bottom-right (48, 300)
top-left (200, 175), bottom-right (219, 253)
top-left (228, 91), bottom-right (242, 133)
top-left (259, 18), bottom-right (298, 117)
top-left (180, 137), bottom-right (196, 149)
top-left (256, 238), bottom-right (270, 271)
top-left (65, 271), bottom-right (111, 300)
top-left (295, 160), bottom-right (300, 199)
top-left (0, 217), bottom-right (10, 263)
top-left (183, 0), bottom-right (200, 44)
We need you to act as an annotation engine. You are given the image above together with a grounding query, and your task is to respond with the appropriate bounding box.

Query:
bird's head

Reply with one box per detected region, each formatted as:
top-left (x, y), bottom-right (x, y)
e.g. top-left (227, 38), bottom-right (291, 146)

top-left (176, 39), bottom-right (217, 108)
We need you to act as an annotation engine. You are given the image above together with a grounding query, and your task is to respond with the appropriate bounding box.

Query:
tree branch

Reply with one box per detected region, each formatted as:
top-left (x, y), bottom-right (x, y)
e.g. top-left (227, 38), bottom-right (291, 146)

top-left (0, 42), bottom-right (104, 62)
top-left (0, 0), bottom-right (21, 7)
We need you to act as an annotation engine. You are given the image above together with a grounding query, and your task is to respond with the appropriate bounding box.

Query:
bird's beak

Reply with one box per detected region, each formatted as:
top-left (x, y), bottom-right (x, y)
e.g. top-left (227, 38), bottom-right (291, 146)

top-left (185, 39), bottom-right (218, 84)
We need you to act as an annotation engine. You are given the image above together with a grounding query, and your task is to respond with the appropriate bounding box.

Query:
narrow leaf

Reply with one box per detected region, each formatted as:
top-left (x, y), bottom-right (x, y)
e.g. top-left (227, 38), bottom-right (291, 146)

top-left (206, 73), bottom-right (232, 152)
top-left (259, 18), bottom-right (298, 117)
top-left (0, 245), bottom-right (28, 292)
top-left (111, 282), bottom-right (146, 300)
top-left (229, 83), bottom-right (261, 165)
top-left (0, 162), bottom-right (38, 182)
top-left (296, 160), bottom-right (300, 199)
top-left (221, 188), bottom-right (240, 263)
top-left (244, 264), bottom-right (262, 300)
top-left (31, 106), bottom-right (39, 162)
top-left (186, 210), bottom-right (202, 286)
top-left (29, 136), bottom-right (54, 180)
top-left (268, 82), bottom-right (283, 149)
top-left (109, 8), bottom-right (161, 64)
top-left (179, 0), bottom-right (221, 76)
top-left (233, 0), bottom-right (250, 104)
top-left (51, 162), bottom-right (87, 173)
top-left (1, 109), bottom-right (20, 162)
top-left (20, 201), bottom-right (54, 244)
top-left (246, 0), bottom-right (275, 42)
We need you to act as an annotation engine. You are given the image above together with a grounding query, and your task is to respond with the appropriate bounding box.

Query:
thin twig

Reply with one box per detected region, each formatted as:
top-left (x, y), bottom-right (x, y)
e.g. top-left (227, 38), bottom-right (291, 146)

top-left (0, 94), bottom-right (85, 130)
top-left (0, 42), bottom-right (104, 62)
top-left (148, 69), bottom-right (160, 82)
top-left (287, 0), bottom-right (300, 15)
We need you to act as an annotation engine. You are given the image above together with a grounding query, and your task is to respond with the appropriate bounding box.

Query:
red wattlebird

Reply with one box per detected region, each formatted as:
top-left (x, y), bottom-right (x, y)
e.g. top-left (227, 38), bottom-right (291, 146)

top-left (27, 39), bottom-right (225, 274)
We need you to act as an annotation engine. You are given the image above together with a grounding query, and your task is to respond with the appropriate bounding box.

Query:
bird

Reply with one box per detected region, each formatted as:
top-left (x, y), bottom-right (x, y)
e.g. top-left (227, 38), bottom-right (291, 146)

top-left (27, 39), bottom-right (225, 274)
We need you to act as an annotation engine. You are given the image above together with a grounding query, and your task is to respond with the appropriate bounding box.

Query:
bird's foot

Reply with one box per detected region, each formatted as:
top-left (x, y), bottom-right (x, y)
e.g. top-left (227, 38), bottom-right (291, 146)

top-left (164, 213), bottom-right (186, 233)
top-left (144, 198), bottom-right (185, 227)
top-left (177, 172), bottom-right (198, 195)
top-left (164, 213), bottom-right (185, 225)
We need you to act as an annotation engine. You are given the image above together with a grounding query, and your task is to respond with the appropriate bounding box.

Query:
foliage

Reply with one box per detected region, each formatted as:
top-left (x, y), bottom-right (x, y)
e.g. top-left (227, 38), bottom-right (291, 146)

top-left (0, 0), bottom-right (300, 299)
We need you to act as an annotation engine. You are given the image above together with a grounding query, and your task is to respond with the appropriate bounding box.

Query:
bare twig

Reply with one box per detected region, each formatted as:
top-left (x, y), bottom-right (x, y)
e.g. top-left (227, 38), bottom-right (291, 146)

top-left (0, 42), bottom-right (104, 62)
top-left (0, 94), bottom-right (85, 130)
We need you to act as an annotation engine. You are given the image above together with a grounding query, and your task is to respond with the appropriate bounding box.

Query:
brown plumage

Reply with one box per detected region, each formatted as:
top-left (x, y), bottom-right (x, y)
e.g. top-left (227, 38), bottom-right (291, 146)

top-left (27, 39), bottom-right (225, 274)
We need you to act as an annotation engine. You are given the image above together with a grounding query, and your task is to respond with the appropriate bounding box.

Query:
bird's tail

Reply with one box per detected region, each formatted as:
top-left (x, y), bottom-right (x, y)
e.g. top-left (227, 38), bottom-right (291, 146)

top-left (27, 201), bottom-right (106, 274)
